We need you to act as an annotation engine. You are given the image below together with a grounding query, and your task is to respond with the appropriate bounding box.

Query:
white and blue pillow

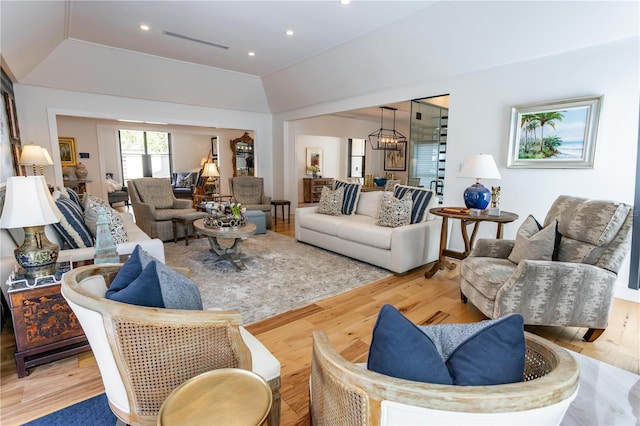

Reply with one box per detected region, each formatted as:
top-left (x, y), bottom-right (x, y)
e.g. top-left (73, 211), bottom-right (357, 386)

top-left (334, 180), bottom-right (361, 215)
top-left (392, 185), bottom-right (434, 224)
top-left (106, 245), bottom-right (203, 310)
top-left (52, 194), bottom-right (94, 248)
top-left (368, 304), bottom-right (525, 386)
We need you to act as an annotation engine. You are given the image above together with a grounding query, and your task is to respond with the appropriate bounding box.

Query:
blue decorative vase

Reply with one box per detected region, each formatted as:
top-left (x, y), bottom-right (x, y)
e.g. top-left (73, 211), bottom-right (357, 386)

top-left (463, 183), bottom-right (491, 210)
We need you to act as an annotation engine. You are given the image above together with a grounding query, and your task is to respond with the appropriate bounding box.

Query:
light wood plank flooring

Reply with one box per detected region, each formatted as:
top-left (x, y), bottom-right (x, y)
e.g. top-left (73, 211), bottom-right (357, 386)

top-left (1, 213), bottom-right (638, 425)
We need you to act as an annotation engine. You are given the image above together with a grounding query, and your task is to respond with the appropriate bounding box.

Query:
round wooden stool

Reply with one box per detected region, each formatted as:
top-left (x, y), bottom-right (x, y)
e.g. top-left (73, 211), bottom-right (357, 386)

top-left (270, 199), bottom-right (291, 225)
top-left (158, 368), bottom-right (272, 426)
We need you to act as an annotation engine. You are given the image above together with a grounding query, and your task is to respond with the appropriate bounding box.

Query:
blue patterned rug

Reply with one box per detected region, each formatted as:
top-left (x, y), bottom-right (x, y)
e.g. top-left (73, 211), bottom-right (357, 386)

top-left (24, 394), bottom-right (115, 426)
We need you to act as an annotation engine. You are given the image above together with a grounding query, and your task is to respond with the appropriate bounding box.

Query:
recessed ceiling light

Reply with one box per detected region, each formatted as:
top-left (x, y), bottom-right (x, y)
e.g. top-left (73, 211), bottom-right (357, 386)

top-left (139, 24), bottom-right (150, 31)
top-left (285, 29), bottom-right (294, 36)
top-left (248, 51), bottom-right (256, 57)
top-left (340, 0), bottom-right (351, 5)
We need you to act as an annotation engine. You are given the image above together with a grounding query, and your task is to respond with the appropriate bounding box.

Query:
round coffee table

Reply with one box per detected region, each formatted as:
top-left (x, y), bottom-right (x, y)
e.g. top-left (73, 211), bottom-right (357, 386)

top-left (158, 368), bottom-right (272, 426)
top-left (193, 219), bottom-right (257, 270)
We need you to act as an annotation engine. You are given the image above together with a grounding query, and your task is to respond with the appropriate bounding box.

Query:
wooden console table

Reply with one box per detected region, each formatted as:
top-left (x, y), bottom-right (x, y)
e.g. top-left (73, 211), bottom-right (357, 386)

top-left (425, 207), bottom-right (518, 278)
top-left (303, 178), bottom-right (334, 203)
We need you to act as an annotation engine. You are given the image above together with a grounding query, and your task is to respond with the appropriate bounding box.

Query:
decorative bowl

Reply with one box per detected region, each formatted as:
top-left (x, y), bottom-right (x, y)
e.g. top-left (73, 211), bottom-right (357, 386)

top-left (203, 214), bottom-right (247, 229)
top-left (374, 178), bottom-right (388, 187)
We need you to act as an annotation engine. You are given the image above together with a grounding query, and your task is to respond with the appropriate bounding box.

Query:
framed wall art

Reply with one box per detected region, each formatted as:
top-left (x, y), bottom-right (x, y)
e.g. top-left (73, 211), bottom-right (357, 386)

top-left (306, 147), bottom-right (323, 175)
top-left (507, 95), bottom-right (603, 169)
top-left (58, 137), bottom-right (77, 166)
top-left (384, 142), bottom-right (407, 171)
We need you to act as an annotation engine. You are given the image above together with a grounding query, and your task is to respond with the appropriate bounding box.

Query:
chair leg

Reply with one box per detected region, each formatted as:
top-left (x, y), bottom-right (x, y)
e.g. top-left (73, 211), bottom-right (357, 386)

top-left (460, 291), bottom-right (468, 303)
top-left (583, 328), bottom-right (605, 342)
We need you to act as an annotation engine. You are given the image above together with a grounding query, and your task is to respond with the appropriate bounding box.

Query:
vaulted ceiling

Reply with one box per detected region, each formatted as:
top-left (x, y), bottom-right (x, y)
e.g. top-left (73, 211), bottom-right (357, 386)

top-left (1, 1), bottom-right (638, 117)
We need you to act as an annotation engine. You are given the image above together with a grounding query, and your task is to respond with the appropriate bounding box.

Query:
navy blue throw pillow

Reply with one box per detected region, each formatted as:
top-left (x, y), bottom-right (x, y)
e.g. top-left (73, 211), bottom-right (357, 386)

top-left (420, 314), bottom-right (526, 385)
top-left (367, 305), bottom-right (452, 384)
top-left (106, 260), bottom-right (203, 310)
top-left (107, 245), bottom-right (156, 296)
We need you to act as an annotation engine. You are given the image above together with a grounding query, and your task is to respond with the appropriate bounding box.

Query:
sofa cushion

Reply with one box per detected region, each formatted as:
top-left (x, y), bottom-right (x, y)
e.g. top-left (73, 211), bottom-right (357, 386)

top-left (318, 186), bottom-right (344, 216)
top-left (106, 260), bottom-right (203, 310)
top-left (83, 194), bottom-right (129, 244)
top-left (52, 193), bottom-right (94, 248)
top-left (334, 180), bottom-right (361, 215)
top-left (356, 191), bottom-right (383, 218)
top-left (377, 192), bottom-right (412, 228)
top-left (508, 215), bottom-right (557, 264)
top-left (368, 304), bottom-right (452, 384)
top-left (392, 185), bottom-right (434, 224)
top-left (298, 212), bottom-right (347, 236)
top-left (337, 215), bottom-right (392, 250)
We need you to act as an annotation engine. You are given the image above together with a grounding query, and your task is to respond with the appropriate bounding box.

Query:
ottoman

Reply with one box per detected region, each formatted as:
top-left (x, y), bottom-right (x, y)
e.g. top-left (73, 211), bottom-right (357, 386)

top-left (245, 210), bottom-right (267, 234)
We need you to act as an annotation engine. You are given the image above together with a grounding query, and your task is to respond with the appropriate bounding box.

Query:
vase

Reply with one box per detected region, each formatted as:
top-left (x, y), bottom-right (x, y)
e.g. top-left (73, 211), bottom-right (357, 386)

top-left (312, 172), bottom-right (318, 178)
top-left (75, 162), bottom-right (88, 180)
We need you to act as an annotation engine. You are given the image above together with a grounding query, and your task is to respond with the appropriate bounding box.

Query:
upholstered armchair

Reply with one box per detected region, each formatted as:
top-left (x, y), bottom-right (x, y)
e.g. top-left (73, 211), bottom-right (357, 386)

top-left (460, 195), bottom-right (633, 342)
top-left (61, 264), bottom-right (281, 426)
top-left (129, 178), bottom-right (195, 241)
top-left (228, 176), bottom-right (272, 228)
top-left (171, 172), bottom-right (198, 199)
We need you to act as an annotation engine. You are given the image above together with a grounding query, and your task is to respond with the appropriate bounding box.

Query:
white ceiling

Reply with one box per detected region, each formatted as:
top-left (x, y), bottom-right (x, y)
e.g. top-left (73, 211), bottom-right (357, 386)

top-left (1, 0), bottom-right (436, 79)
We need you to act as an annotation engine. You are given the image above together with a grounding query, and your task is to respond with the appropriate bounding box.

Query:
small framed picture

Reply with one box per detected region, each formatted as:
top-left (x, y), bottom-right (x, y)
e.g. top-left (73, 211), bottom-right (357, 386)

top-left (507, 96), bottom-right (602, 169)
top-left (58, 137), bottom-right (77, 166)
top-left (306, 147), bottom-right (323, 175)
top-left (384, 142), bottom-right (407, 171)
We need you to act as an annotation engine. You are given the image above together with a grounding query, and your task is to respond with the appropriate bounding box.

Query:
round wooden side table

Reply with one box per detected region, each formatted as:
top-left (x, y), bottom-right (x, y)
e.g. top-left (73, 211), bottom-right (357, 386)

top-left (158, 368), bottom-right (272, 426)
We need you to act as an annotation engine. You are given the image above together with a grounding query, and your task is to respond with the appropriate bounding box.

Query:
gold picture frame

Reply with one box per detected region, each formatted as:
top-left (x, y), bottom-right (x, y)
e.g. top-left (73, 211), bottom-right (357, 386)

top-left (58, 137), bottom-right (77, 166)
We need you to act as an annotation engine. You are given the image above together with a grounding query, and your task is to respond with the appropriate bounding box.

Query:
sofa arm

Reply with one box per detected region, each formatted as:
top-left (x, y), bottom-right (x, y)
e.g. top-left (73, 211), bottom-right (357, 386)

top-left (495, 261), bottom-right (617, 328)
top-left (173, 199), bottom-right (193, 209)
top-left (469, 239), bottom-right (515, 259)
top-left (389, 218), bottom-right (442, 274)
top-left (261, 195), bottom-right (272, 205)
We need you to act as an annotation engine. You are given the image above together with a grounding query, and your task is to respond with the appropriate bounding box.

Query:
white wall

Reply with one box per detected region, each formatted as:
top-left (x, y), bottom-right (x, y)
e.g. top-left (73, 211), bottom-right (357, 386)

top-left (276, 38), bottom-right (639, 301)
top-left (13, 85), bottom-right (273, 198)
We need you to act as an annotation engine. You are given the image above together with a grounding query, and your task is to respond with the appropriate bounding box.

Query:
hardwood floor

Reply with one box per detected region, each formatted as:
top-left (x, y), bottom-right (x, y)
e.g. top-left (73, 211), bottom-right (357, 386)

top-left (1, 214), bottom-right (638, 425)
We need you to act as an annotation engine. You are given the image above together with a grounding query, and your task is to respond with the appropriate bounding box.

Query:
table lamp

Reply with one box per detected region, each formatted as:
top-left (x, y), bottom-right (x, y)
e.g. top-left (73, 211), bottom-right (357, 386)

top-left (202, 162), bottom-right (220, 194)
top-left (0, 176), bottom-right (63, 277)
top-left (19, 144), bottom-right (53, 175)
top-left (458, 154), bottom-right (501, 210)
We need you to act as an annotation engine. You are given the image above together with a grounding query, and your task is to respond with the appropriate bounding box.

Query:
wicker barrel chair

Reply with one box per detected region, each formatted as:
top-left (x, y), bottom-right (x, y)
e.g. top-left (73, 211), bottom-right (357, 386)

top-left (310, 331), bottom-right (579, 426)
top-left (61, 264), bottom-right (281, 426)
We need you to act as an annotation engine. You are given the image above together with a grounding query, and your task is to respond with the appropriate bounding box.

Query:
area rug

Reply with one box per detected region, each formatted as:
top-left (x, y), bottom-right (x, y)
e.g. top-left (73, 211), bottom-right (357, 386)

top-left (24, 394), bottom-right (115, 426)
top-left (164, 231), bottom-right (391, 324)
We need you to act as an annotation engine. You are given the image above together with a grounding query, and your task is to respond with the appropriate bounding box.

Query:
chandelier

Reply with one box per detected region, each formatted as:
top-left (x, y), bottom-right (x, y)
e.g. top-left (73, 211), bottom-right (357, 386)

top-left (368, 106), bottom-right (406, 151)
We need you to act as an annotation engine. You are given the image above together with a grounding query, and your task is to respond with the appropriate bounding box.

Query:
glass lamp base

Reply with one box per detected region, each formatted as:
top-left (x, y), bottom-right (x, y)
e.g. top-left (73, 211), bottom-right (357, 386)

top-left (463, 183), bottom-right (491, 210)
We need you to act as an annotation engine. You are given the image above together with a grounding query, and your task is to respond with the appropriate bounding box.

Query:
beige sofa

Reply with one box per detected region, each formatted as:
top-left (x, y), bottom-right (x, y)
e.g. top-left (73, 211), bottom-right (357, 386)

top-left (295, 190), bottom-right (441, 274)
top-left (0, 211), bottom-right (164, 308)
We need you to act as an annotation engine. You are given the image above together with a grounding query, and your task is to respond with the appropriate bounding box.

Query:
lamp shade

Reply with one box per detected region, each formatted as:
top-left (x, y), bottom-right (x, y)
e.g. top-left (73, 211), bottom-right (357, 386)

top-left (0, 176), bottom-right (62, 228)
top-left (202, 162), bottom-right (220, 177)
top-left (19, 144), bottom-right (50, 166)
top-left (41, 147), bottom-right (54, 165)
top-left (458, 154), bottom-right (501, 180)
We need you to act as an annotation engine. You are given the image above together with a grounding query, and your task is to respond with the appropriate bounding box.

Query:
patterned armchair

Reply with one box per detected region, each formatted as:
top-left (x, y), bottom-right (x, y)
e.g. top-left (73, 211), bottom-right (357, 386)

top-left (228, 176), bottom-right (272, 229)
top-left (129, 178), bottom-right (195, 241)
top-left (460, 195), bottom-right (633, 342)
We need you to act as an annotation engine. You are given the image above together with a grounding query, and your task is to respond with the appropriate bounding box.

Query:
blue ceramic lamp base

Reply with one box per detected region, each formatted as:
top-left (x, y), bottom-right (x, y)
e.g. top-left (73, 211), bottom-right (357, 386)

top-left (463, 183), bottom-right (492, 210)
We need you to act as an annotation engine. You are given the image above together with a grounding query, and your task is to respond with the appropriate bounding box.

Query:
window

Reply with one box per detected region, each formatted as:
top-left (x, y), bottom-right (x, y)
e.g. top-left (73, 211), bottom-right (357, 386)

top-left (119, 130), bottom-right (171, 183)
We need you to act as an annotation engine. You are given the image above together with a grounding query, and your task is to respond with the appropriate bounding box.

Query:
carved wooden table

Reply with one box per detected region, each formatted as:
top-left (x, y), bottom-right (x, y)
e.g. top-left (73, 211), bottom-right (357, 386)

top-left (193, 219), bottom-right (257, 271)
top-left (7, 270), bottom-right (90, 378)
top-left (425, 207), bottom-right (518, 278)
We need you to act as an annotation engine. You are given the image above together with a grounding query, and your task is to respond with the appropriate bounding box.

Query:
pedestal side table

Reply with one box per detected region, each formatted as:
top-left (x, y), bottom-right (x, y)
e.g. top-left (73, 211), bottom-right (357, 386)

top-left (425, 207), bottom-right (518, 278)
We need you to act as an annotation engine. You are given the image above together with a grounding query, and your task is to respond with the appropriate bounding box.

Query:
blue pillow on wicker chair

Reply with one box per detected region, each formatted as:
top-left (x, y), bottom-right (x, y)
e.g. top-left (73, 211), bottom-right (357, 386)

top-left (107, 245), bottom-right (156, 295)
top-left (106, 260), bottom-right (203, 310)
top-left (368, 305), bottom-right (525, 386)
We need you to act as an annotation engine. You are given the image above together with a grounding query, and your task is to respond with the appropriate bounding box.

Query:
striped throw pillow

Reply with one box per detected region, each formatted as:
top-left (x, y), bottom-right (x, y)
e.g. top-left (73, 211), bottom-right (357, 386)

top-left (334, 180), bottom-right (362, 215)
top-left (392, 185), bottom-right (434, 224)
top-left (52, 195), bottom-right (94, 248)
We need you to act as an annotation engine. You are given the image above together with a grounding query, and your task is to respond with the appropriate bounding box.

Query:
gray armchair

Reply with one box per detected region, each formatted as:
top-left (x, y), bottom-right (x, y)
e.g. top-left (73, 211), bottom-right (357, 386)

top-left (460, 195), bottom-right (633, 342)
top-left (129, 178), bottom-right (196, 241)
top-left (228, 176), bottom-right (272, 229)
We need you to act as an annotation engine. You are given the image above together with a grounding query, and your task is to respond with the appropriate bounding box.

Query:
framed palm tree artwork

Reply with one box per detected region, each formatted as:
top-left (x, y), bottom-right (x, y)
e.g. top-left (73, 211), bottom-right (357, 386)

top-left (507, 96), bottom-right (602, 168)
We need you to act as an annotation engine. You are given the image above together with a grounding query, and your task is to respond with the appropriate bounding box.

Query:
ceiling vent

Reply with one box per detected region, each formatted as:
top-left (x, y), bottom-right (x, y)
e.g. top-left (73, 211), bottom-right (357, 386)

top-left (162, 31), bottom-right (229, 50)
